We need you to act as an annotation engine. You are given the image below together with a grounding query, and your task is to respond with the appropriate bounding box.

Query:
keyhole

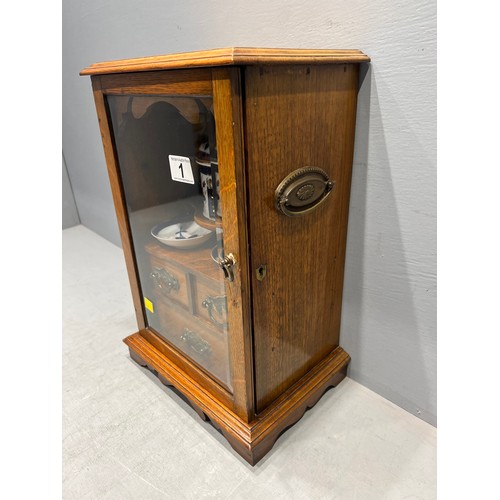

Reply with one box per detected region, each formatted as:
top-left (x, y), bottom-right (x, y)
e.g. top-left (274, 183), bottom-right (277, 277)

top-left (256, 265), bottom-right (267, 281)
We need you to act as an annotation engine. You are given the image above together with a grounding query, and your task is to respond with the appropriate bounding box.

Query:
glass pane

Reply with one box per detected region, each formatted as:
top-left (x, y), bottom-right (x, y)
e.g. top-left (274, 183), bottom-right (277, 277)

top-left (107, 95), bottom-right (232, 391)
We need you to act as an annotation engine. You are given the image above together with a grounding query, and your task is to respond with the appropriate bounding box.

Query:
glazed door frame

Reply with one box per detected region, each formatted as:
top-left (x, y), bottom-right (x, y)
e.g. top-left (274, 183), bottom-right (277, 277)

top-left (91, 67), bottom-right (254, 421)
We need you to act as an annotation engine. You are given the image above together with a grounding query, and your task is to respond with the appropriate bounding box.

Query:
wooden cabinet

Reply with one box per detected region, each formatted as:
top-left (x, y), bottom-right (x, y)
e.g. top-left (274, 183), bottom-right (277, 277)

top-left (81, 47), bottom-right (370, 465)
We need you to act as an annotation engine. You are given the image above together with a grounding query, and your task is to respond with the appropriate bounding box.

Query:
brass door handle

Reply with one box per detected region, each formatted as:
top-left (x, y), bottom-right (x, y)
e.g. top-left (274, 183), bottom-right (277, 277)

top-left (275, 167), bottom-right (335, 217)
top-left (217, 253), bottom-right (236, 282)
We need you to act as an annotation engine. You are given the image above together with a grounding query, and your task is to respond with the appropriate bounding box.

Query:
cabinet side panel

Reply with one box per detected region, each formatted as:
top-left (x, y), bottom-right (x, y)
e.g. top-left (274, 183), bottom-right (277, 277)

top-left (244, 64), bottom-right (359, 412)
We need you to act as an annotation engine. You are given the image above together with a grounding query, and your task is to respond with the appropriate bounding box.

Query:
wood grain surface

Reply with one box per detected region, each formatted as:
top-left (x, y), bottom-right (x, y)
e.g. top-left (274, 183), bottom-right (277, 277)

top-left (98, 68), bottom-right (212, 95)
top-left (244, 64), bottom-right (360, 412)
top-left (212, 67), bottom-right (255, 421)
top-left (81, 47), bottom-right (369, 75)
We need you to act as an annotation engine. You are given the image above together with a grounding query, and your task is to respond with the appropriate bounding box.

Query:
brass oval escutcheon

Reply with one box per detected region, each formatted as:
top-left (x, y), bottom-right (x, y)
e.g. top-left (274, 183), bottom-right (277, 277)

top-left (275, 167), bottom-right (335, 217)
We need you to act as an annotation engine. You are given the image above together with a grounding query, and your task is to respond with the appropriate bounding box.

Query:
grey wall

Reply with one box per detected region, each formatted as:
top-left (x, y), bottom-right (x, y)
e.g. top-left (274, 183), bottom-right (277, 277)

top-left (62, 153), bottom-right (80, 229)
top-left (63, 0), bottom-right (436, 424)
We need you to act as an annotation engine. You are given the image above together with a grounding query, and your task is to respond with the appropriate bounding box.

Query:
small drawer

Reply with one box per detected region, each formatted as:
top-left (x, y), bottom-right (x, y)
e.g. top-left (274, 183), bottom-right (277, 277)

top-left (194, 278), bottom-right (228, 330)
top-left (155, 301), bottom-right (230, 388)
top-left (149, 257), bottom-right (190, 310)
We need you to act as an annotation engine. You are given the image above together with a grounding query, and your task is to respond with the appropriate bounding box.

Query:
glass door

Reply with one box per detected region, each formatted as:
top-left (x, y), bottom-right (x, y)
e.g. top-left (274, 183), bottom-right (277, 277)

top-left (107, 94), bottom-right (232, 391)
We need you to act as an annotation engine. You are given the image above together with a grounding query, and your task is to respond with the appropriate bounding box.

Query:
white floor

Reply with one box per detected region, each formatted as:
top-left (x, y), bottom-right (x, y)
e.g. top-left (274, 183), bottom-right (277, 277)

top-left (63, 225), bottom-right (436, 500)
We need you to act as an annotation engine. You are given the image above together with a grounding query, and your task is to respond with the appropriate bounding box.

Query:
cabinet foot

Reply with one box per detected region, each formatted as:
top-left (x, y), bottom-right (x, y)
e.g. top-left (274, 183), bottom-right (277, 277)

top-left (125, 332), bottom-right (349, 465)
top-left (129, 345), bottom-right (210, 421)
top-left (128, 348), bottom-right (148, 367)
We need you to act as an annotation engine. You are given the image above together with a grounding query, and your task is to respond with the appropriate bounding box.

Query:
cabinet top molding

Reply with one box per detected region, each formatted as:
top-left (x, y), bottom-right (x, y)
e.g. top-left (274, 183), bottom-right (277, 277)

top-left (80, 47), bottom-right (370, 76)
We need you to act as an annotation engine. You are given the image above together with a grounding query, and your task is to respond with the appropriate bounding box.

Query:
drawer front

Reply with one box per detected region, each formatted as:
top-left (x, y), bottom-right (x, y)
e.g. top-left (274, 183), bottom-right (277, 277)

top-left (194, 278), bottom-right (228, 330)
top-left (149, 257), bottom-right (190, 310)
top-left (155, 301), bottom-right (230, 388)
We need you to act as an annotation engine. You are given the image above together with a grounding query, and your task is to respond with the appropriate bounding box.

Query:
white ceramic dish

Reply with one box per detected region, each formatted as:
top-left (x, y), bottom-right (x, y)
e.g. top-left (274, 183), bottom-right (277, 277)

top-left (151, 221), bottom-right (213, 249)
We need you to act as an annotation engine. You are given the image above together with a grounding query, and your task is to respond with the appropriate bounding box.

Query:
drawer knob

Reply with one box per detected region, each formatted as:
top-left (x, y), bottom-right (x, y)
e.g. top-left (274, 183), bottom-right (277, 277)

top-left (217, 253), bottom-right (236, 282)
top-left (180, 328), bottom-right (212, 358)
top-left (275, 167), bottom-right (335, 217)
top-left (201, 295), bottom-right (228, 328)
top-left (150, 267), bottom-right (180, 293)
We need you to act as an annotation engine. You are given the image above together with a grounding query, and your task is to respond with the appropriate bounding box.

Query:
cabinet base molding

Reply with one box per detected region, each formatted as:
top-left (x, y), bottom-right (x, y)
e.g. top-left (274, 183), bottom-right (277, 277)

top-left (124, 332), bottom-right (350, 465)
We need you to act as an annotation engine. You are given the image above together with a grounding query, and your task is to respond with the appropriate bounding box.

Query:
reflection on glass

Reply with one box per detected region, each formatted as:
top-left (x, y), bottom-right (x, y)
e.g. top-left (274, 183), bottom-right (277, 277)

top-left (107, 95), bottom-right (231, 391)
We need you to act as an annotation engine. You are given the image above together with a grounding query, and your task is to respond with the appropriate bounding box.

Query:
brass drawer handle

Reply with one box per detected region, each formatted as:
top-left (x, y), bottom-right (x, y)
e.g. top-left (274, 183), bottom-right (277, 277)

top-left (275, 167), bottom-right (335, 217)
top-left (201, 295), bottom-right (228, 328)
top-left (217, 253), bottom-right (236, 282)
top-left (180, 328), bottom-right (212, 359)
top-left (150, 267), bottom-right (180, 293)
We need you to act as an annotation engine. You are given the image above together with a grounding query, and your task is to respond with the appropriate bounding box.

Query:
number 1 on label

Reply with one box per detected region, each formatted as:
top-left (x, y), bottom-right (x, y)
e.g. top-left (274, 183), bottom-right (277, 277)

top-left (178, 163), bottom-right (184, 178)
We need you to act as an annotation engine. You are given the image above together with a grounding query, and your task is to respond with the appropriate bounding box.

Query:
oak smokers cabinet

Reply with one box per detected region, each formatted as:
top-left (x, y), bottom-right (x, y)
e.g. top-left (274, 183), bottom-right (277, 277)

top-left (81, 48), bottom-right (369, 465)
